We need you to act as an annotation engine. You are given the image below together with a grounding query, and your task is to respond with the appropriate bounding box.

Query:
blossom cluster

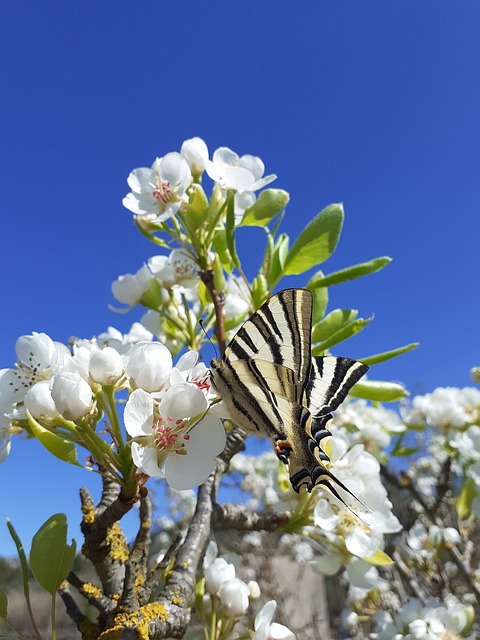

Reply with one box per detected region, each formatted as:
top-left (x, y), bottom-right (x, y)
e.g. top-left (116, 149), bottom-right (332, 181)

top-left (0, 328), bottom-right (226, 490)
top-left (371, 596), bottom-right (475, 640)
top-left (200, 541), bottom-right (296, 640)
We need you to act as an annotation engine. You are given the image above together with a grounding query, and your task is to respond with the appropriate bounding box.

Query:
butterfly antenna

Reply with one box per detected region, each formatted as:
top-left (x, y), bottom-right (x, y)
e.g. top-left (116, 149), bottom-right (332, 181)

top-left (199, 318), bottom-right (218, 359)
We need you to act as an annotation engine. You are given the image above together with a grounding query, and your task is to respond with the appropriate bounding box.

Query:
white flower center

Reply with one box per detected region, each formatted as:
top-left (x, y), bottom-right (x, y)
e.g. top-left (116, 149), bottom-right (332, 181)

top-left (153, 415), bottom-right (190, 453)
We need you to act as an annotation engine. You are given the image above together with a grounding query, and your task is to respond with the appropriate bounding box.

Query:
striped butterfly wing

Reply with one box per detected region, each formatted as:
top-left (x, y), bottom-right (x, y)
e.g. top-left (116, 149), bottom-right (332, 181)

top-left (210, 288), bottom-right (369, 498)
top-left (210, 289), bottom-right (312, 440)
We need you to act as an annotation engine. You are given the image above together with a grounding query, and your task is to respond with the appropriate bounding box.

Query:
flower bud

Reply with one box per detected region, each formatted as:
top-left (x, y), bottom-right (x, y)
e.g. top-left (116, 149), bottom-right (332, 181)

top-left (471, 366), bottom-right (480, 383)
top-left (126, 342), bottom-right (172, 392)
top-left (50, 371), bottom-right (93, 420)
top-left (204, 557), bottom-right (235, 595)
top-left (24, 381), bottom-right (61, 419)
top-left (89, 347), bottom-right (124, 386)
top-left (247, 580), bottom-right (261, 600)
top-left (218, 578), bottom-right (250, 617)
top-left (181, 137), bottom-right (209, 178)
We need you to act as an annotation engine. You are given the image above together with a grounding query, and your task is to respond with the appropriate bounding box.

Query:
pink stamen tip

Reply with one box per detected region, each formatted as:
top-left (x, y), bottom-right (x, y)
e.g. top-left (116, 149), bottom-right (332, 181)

top-left (167, 416), bottom-right (173, 422)
top-left (183, 434), bottom-right (190, 440)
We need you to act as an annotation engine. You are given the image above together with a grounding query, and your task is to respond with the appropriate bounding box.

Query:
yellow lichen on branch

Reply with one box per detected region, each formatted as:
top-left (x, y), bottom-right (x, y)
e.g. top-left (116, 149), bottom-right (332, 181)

top-left (98, 603), bottom-right (169, 640)
top-left (106, 521), bottom-right (129, 563)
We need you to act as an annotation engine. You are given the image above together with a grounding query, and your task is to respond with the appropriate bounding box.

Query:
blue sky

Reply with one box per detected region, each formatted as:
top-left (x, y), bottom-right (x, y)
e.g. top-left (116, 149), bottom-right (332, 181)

top-left (1, 1), bottom-right (479, 555)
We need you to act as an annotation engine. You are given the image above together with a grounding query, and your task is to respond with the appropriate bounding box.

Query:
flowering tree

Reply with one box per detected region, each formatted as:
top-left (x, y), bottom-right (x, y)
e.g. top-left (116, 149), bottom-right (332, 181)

top-left (0, 138), bottom-right (478, 639)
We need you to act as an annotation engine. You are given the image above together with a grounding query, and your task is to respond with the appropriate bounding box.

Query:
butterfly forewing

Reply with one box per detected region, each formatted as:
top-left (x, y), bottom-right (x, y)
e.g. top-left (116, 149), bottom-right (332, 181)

top-left (224, 288), bottom-right (313, 383)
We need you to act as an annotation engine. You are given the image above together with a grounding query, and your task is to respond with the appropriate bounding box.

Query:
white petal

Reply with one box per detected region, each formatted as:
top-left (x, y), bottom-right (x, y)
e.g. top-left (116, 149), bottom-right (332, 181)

top-left (345, 528), bottom-right (380, 557)
top-left (311, 554), bottom-right (341, 576)
top-left (212, 147), bottom-right (239, 166)
top-left (239, 154), bottom-right (265, 180)
top-left (251, 174), bottom-right (277, 192)
top-left (313, 498), bottom-right (338, 531)
top-left (159, 152), bottom-right (191, 191)
top-left (16, 332), bottom-right (56, 370)
top-left (165, 451), bottom-right (214, 490)
top-left (346, 559), bottom-right (378, 590)
top-left (131, 442), bottom-right (164, 478)
top-left (176, 351), bottom-right (198, 374)
top-left (127, 167), bottom-right (154, 193)
top-left (186, 416), bottom-right (226, 456)
top-left (221, 165), bottom-right (255, 191)
top-left (124, 389), bottom-right (154, 437)
top-left (254, 600), bottom-right (276, 632)
top-left (160, 383), bottom-right (207, 419)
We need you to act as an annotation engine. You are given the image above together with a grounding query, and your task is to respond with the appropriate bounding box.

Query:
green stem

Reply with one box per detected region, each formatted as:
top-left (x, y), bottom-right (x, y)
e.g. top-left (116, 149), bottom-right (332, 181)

top-left (209, 599), bottom-right (217, 640)
top-left (50, 593), bottom-right (56, 640)
top-left (103, 387), bottom-right (125, 455)
top-left (204, 198), bottom-right (228, 248)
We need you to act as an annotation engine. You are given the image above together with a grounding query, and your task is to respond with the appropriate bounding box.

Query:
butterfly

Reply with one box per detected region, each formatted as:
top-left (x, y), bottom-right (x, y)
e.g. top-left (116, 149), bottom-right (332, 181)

top-left (210, 288), bottom-right (368, 501)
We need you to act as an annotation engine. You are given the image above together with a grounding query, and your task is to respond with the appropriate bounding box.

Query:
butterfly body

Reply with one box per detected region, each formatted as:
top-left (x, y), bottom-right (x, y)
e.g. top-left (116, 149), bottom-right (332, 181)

top-left (210, 288), bottom-right (368, 496)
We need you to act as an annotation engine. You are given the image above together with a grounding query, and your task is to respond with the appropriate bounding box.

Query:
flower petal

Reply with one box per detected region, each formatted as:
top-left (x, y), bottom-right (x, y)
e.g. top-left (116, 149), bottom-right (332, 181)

top-left (186, 416), bottom-right (226, 455)
top-left (161, 383), bottom-right (207, 419)
top-left (165, 451), bottom-right (215, 490)
top-left (131, 442), bottom-right (164, 478)
top-left (124, 389), bottom-right (154, 437)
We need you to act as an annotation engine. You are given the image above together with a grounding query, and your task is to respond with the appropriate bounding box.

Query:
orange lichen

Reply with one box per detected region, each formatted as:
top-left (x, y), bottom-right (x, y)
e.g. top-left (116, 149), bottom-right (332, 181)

top-left (82, 583), bottom-right (103, 599)
top-left (82, 503), bottom-right (96, 524)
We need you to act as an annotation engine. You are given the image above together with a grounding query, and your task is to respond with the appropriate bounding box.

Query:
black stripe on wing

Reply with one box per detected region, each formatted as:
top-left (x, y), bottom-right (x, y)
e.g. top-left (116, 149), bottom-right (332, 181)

top-left (304, 356), bottom-right (368, 417)
top-left (225, 289), bottom-right (313, 382)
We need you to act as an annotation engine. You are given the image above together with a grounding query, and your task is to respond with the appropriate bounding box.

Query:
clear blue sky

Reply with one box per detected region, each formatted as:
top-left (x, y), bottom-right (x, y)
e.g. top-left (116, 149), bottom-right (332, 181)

top-left (1, 1), bottom-right (479, 556)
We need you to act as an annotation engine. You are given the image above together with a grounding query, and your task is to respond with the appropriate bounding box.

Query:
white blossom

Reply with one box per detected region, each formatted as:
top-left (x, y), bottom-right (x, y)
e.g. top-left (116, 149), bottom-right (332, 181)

top-left (0, 332), bottom-right (70, 405)
top-left (123, 152), bottom-right (192, 223)
top-left (50, 371), bottom-right (93, 420)
top-left (89, 347), bottom-right (125, 386)
top-left (218, 578), bottom-right (250, 617)
top-left (180, 137), bottom-right (209, 177)
top-left (204, 557), bottom-right (236, 595)
top-left (253, 600), bottom-right (296, 640)
top-left (125, 342), bottom-right (173, 392)
top-left (24, 380), bottom-right (61, 420)
top-left (111, 265), bottom-right (153, 307)
top-left (148, 251), bottom-right (199, 290)
top-left (124, 387), bottom-right (225, 490)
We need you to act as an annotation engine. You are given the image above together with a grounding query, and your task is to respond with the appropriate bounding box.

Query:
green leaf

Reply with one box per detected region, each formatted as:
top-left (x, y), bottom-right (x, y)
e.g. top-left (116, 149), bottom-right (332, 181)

top-left (225, 191), bottom-right (240, 267)
top-left (27, 412), bottom-right (79, 465)
top-left (308, 256), bottom-right (392, 288)
top-left (184, 183), bottom-right (209, 231)
top-left (240, 189), bottom-right (290, 227)
top-left (267, 233), bottom-right (289, 286)
top-left (30, 514), bottom-right (76, 594)
top-left (312, 316), bottom-right (372, 354)
top-left (311, 283), bottom-right (329, 324)
top-left (359, 343), bottom-right (420, 366)
top-left (212, 229), bottom-right (234, 274)
top-left (312, 309), bottom-right (358, 343)
top-left (0, 589), bottom-right (7, 619)
top-left (456, 479), bottom-right (478, 519)
top-left (284, 203), bottom-right (344, 275)
top-left (361, 549), bottom-right (394, 566)
top-left (6, 519), bottom-right (30, 599)
top-left (349, 379), bottom-right (409, 402)
top-left (391, 445), bottom-right (418, 457)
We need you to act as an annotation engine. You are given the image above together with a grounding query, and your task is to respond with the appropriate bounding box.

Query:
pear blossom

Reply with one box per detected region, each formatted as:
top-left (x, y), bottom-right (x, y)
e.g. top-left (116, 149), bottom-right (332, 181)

top-left (218, 578), bottom-right (250, 616)
top-left (123, 152), bottom-right (192, 223)
top-left (124, 387), bottom-right (225, 490)
top-left (206, 147), bottom-right (276, 194)
top-left (125, 342), bottom-right (173, 392)
top-left (0, 332), bottom-right (70, 406)
top-left (205, 557), bottom-right (236, 594)
top-left (111, 265), bottom-right (153, 307)
top-left (180, 137), bottom-right (209, 177)
top-left (97, 323), bottom-right (154, 355)
top-left (89, 347), bottom-right (125, 386)
top-left (148, 251), bottom-right (199, 290)
top-left (253, 600), bottom-right (297, 640)
top-left (50, 371), bottom-right (93, 420)
top-left (24, 380), bottom-right (61, 420)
